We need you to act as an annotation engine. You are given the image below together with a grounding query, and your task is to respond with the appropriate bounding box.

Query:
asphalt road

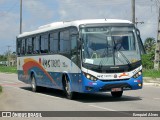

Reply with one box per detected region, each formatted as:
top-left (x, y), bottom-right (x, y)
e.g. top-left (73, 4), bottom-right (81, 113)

top-left (0, 73), bottom-right (160, 120)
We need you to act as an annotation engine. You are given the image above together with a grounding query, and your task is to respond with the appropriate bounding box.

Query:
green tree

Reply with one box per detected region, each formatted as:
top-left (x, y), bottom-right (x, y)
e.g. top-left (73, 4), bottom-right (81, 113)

top-left (0, 55), bottom-right (7, 61)
top-left (142, 54), bottom-right (154, 69)
top-left (144, 37), bottom-right (156, 54)
top-left (142, 37), bottom-right (156, 69)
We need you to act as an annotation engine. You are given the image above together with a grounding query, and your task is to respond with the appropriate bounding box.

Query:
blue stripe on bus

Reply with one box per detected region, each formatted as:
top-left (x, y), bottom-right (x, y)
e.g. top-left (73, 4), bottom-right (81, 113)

top-left (17, 69), bottom-right (143, 93)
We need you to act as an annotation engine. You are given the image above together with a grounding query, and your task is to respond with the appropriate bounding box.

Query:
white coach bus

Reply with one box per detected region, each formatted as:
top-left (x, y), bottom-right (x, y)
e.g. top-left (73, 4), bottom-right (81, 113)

top-left (17, 19), bottom-right (145, 99)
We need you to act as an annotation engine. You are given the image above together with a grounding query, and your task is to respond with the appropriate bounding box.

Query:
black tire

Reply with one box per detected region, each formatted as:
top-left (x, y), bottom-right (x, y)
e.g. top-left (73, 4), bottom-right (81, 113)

top-left (63, 75), bottom-right (75, 100)
top-left (111, 91), bottom-right (123, 98)
top-left (31, 74), bottom-right (38, 92)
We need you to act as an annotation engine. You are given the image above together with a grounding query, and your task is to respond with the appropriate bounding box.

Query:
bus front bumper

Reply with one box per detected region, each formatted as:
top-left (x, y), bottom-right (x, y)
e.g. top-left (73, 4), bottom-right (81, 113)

top-left (81, 75), bottom-right (143, 93)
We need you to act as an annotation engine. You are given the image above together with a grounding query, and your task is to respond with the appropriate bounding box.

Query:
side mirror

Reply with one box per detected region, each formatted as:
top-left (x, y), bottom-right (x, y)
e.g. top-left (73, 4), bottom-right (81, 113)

top-left (78, 38), bottom-right (82, 49)
top-left (136, 29), bottom-right (141, 38)
top-left (136, 29), bottom-right (146, 55)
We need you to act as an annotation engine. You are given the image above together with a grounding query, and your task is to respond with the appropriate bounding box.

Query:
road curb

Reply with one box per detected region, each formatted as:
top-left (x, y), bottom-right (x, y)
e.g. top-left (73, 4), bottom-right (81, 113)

top-left (143, 77), bottom-right (160, 87)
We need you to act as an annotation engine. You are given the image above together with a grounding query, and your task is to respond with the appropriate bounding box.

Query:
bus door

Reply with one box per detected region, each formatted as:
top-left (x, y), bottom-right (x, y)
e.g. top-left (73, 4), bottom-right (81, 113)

top-left (70, 35), bottom-right (81, 92)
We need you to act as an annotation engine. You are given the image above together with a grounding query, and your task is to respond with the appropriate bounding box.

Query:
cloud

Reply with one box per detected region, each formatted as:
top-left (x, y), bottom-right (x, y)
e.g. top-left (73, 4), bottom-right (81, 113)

top-left (57, 0), bottom-right (131, 21)
top-left (0, 11), bottom-right (19, 53)
top-left (56, 0), bottom-right (157, 41)
top-left (22, 0), bottom-right (55, 31)
top-left (0, 0), bottom-right (158, 54)
top-left (136, 1), bottom-right (158, 41)
top-left (0, 0), bottom-right (5, 5)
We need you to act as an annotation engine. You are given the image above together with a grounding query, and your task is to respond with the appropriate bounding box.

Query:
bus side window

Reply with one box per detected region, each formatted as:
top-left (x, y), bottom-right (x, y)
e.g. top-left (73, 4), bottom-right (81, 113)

top-left (71, 36), bottom-right (78, 64)
top-left (41, 34), bottom-right (49, 53)
top-left (26, 38), bottom-right (32, 54)
top-left (21, 39), bottom-right (26, 55)
top-left (48, 34), bottom-right (50, 52)
top-left (32, 37), bottom-right (38, 54)
top-left (17, 39), bottom-right (21, 55)
top-left (70, 27), bottom-right (79, 66)
top-left (50, 32), bottom-right (58, 53)
top-left (60, 30), bottom-right (70, 53)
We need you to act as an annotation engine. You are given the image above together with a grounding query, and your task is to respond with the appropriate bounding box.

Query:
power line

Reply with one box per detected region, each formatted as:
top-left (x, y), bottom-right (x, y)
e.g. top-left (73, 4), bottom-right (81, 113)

top-left (135, 18), bottom-right (144, 27)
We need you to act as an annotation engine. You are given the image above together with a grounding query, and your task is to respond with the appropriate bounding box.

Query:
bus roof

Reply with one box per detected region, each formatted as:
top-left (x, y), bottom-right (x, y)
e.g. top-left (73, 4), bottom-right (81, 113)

top-left (18, 19), bottom-right (132, 38)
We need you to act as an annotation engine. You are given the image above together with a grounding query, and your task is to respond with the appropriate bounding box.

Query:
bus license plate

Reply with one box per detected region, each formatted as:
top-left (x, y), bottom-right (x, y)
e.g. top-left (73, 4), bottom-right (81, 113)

top-left (111, 88), bottom-right (122, 92)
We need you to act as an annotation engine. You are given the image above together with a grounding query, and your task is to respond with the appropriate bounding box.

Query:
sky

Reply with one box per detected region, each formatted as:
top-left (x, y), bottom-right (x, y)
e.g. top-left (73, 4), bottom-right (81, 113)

top-left (0, 0), bottom-right (158, 54)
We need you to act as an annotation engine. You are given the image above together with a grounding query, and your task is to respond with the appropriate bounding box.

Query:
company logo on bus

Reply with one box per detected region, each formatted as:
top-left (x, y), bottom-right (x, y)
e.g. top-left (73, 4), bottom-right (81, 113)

top-left (114, 74), bottom-right (117, 78)
top-left (42, 58), bottom-right (60, 68)
top-left (97, 74), bottom-right (112, 79)
top-left (118, 73), bottom-right (129, 78)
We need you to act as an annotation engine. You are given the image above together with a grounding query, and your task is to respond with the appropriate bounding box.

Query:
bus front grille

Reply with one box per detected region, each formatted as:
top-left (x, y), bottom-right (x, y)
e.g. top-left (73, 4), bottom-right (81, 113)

top-left (99, 83), bottom-right (132, 91)
top-left (99, 79), bottom-right (129, 82)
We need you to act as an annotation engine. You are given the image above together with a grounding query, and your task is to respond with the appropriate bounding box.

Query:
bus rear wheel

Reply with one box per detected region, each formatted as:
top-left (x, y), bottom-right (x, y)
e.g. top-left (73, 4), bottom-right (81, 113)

top-left (31, 74), bottom-right (38, 92)
top-left (111, 91), bottom-right (123, 98)
top-left (63, 76), bottom-right (75, 100)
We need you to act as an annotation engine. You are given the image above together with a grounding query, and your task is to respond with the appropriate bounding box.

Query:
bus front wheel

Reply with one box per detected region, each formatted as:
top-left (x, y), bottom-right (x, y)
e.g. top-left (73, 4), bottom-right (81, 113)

top-left (63, 76), bottom-right (75, 100)
top-left (111, 91), bottom-right (123, 98)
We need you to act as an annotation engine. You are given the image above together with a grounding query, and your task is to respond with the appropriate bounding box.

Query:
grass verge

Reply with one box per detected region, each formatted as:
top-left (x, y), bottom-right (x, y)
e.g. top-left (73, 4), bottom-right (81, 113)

top-left (0, 66), bottom-right (17, 74)
top-left (143, 69), bottom-right (160, 78)
top-left (0, 66), bottom-right (160, 78)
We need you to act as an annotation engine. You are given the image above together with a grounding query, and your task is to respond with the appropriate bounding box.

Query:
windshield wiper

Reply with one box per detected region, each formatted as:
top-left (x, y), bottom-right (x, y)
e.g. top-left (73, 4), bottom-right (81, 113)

top-left (112, 37), bottom-right (131, 67)
top-left (98, 37), bottom-right (110, 69)
top-left (114, 54), bottom-right (125, 64)
top-left (115, 49), bottom-right (131, 67)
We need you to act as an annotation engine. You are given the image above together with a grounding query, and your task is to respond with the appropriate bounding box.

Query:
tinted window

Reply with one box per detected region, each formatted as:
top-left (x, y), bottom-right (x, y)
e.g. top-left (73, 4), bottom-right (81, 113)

top-left (26, 38), bottom-right (32, 54)
top-left (60, 30), bottom-right (70, 53)
top-left (41, 34), bottom-right (48, 53)
top-left (21, 39), bottom-right (26, 55)
top-left (71, 36), bottom-right (77, 64)
top-left (17, 39), bottom-right (21, 55)
top-left (50, 32), bottom-right (58, 53)
top-left (70, 28), bottom-right (78, 35)
top-left (33, 36), bottom-right (40, 54)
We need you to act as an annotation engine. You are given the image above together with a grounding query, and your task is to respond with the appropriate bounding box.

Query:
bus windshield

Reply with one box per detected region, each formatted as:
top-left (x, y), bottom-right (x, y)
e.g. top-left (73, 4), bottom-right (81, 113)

top-left (81, 26), bottom-right (141, 66)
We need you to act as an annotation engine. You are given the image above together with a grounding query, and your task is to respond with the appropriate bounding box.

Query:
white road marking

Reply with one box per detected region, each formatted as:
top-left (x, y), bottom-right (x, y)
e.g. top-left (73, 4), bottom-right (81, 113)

top-left (36, 92), bottom-right (63, 100)
top-left (0, 81), bottom-right (16, 84)
top-left (89, 105), bottom-right (116, 111)
top-left (10, 85), bottom-right (63, 100)
top-left (0, 80), bottom-right (57, 98)
top-left (89, 105), bottom-right (133, 116)
top-left (154, 98), bottom-right (160, 100)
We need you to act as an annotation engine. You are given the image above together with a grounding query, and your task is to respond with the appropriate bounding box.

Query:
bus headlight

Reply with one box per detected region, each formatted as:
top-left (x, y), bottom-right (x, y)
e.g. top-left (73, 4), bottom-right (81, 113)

top-left (138, 71), bottom-right (142, 75)
top-left (133, 70), bottom-right (142, 78)
top-left (86, 74), bottom-right (91, 79)
top-left (83, 72), bottom-right (98, 81)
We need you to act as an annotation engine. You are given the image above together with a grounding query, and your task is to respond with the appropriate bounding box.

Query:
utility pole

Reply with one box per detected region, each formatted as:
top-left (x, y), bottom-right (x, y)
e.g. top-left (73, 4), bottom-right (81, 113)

top-left (132, 0), bottom-right (135, 24)
top-left (154, 7), bottom-right (160, 70)
top-left (20, 0), bottom-right (22, 34)
top-left (7, 46), bottom-right (11, 66)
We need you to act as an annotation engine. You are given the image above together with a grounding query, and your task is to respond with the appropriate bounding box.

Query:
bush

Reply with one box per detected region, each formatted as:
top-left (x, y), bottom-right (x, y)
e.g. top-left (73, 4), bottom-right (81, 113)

top-left (143, 69), bottom-right (160, 78)
top-left (0, 66), bottom-right (17, 73)
top-left (141, 54), bottom-right (154, 69)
